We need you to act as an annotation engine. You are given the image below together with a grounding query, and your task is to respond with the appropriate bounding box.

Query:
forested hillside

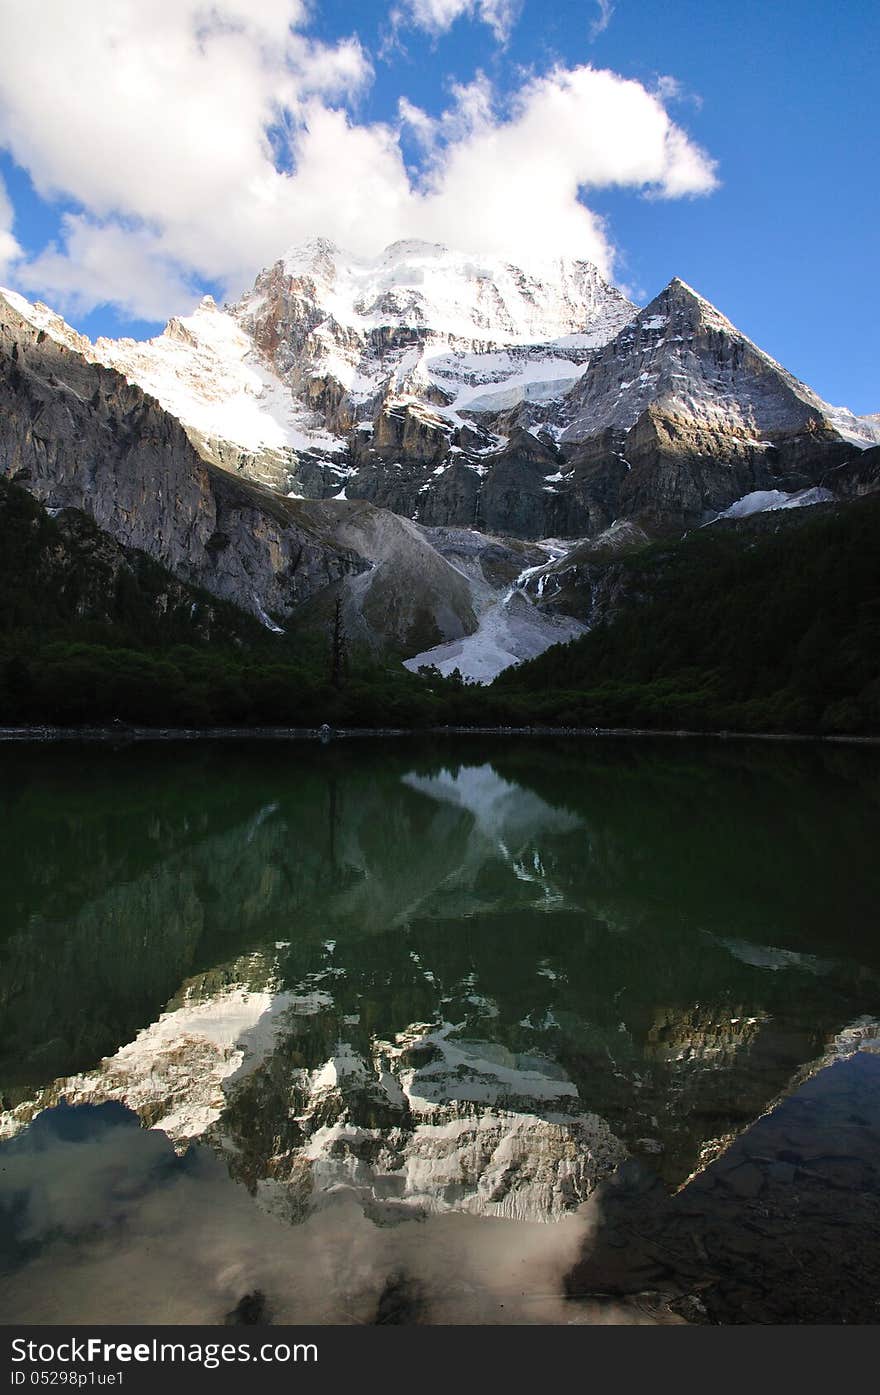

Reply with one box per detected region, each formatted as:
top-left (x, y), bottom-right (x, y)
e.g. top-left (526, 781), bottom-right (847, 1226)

top-left (3, 476), bottom-right (879, 735)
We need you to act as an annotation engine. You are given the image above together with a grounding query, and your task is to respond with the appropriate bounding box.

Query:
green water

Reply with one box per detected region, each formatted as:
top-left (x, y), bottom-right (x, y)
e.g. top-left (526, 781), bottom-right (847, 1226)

top-left (1, 736), bottom-right (879, 1322)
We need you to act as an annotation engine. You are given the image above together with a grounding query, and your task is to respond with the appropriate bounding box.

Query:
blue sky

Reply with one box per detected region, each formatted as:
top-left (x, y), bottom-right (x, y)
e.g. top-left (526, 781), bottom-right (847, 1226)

top-left (0, 1), bottom-right (876, 411)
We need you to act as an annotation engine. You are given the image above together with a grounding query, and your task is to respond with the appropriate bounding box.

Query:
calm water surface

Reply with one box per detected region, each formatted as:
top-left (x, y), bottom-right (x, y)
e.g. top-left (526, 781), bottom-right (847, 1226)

top-left (1, 737), bottom-right (879, 1323)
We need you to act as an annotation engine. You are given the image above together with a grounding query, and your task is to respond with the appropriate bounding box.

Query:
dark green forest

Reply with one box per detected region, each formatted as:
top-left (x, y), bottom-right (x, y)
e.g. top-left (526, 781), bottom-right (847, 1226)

top-left (2, 475), bottom-right (879, 735)
top-left (494, 495), bottom-right (880, 735)
top-left (0, 477), bottom-right (438, 728)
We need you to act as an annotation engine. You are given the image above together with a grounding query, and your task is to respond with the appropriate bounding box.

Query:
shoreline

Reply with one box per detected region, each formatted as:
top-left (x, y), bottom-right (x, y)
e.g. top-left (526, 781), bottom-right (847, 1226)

top-left (1, 723), bottom-right (878, 745)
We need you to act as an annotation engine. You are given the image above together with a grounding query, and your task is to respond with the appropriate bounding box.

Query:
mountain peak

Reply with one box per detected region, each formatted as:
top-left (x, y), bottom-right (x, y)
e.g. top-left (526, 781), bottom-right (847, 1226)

top-left (238, 237), bottom-right (634, 349)
top-left (380, 238), bottom-right (450, 261)
top-left (277, 235), bottom-right (344, 280)
top-left (558, 271), bottom-right (845, 447)
top-left (653, 275), bottom-right (719, 314)
top-left (629, 275), bottom-right (742, 342)
top-left (667, 275), bottom-right (699, 296)
top-left (0, 284), bottom-right (93, 357)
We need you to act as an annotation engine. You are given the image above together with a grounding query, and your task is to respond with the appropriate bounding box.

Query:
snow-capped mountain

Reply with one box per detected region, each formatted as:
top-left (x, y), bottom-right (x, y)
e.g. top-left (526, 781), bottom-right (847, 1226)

top-left (273, 236), bottom-right (630, 341)
top-left (236, 236), bottom-right (635, 423)
top-left (0, 284), bottom-right (589, 678)
top-left (559, 277), bottom-right (874, 447)
top-left (87, 237), bottom-right (635, 497)
top-left (532, 275), bottom-right (880, 532)
top-left (3, 239), bottom-right (877, 539)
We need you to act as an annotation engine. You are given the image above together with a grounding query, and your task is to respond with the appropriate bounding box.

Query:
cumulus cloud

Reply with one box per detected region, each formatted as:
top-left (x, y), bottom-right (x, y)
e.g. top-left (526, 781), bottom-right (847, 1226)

top-left (21, 215), bottom-right (202, 321)
top-left (400, 66), bottom-right (718, 272)
top-left (0, 174), bottom-right (22, 279)
top-left (0, 0), bottom-right (373, 306)
top-left (391, 1), bottom-right (521, 44)
top-left (0, 3), bottom-right (718, 319)
top-left (399, 73), bottom-right (495, 150)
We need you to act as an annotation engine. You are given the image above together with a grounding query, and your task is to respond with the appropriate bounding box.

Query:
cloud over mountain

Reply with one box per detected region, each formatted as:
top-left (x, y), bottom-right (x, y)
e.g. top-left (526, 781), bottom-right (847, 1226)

top-left (0, 1), bottom-right (717, 318)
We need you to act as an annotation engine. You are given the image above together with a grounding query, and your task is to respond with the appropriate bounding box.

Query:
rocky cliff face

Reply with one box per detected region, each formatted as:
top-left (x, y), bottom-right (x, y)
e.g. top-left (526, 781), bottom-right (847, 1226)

top-left (822, 443), bottom-right (880, 499)
top-left (0, 473), bottom-right (283, 648)
top-left (25, 239), bottom-right (872, 542)
top-left (12, 241), bottom-right (639, 537)
top-left (3, 243), bottom-right (877, 663)
top-left (544, 278), bottom-right (866, 530)
top-left (0, 294), bottom-right (368, 627)
top-left (0, 287), bottom-right (542, 659)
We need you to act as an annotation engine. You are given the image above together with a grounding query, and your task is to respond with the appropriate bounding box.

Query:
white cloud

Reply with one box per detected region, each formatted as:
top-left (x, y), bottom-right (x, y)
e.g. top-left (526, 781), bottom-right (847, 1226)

top-left (653, 74), bottom-right (703, 112)
top-left (392, 1), bottom-right (521, 44)
top-left (400, 66), bottom-right (718, 274)
top-left (0, 173), bottom-right (22, 279)
top-left (0, 170), bottom-right (23, 276)
top-left (0, 230), bottom-right (18, 276)
top-left (0, 2), bottom-right (373, 305)
top-left (399, 73), bottom-right (495, 150)
top-left (654, 75), bottom-right (682, 102)
top-left (20, 215), bottom-right (201, 321)
top-left (590, 1), bottom-right (615, 40)
top-left (0, 3), bottom-right (718, 318)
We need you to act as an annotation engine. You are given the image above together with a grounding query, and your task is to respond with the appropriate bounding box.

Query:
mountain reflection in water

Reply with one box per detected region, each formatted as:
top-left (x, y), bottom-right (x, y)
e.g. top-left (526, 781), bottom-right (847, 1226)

top-left (0, 737), bottom-right (878, 1322)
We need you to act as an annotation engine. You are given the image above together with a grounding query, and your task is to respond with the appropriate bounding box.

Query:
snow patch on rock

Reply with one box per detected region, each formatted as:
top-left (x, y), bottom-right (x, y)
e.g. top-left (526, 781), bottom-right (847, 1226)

top-left (714, 486), bottom-right (836, 521)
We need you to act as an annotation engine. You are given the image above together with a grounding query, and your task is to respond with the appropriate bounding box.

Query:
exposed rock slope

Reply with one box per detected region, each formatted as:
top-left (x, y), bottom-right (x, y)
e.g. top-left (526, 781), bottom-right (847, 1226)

top-left (0, 292), bottom-right (497, 657)
top-left (0, 473), bottom-right (279, 647)
top-left (0, 284), bottom-right (576, 663)
top-left (0, 293), bottom-right (368, 627)
top-left (3, 242), bottom-right (878, 670)
top-left (3, 243), bottom-right (638, 535)
top-left (10, 240), bottom-right (870, 541)
top-left (546, 278), bottom-right (871, 530)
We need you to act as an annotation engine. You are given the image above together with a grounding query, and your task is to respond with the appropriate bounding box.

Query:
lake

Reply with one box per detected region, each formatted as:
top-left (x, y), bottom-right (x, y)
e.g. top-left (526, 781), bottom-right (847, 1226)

top-left (1, 735), bottom-right (879, 1324)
